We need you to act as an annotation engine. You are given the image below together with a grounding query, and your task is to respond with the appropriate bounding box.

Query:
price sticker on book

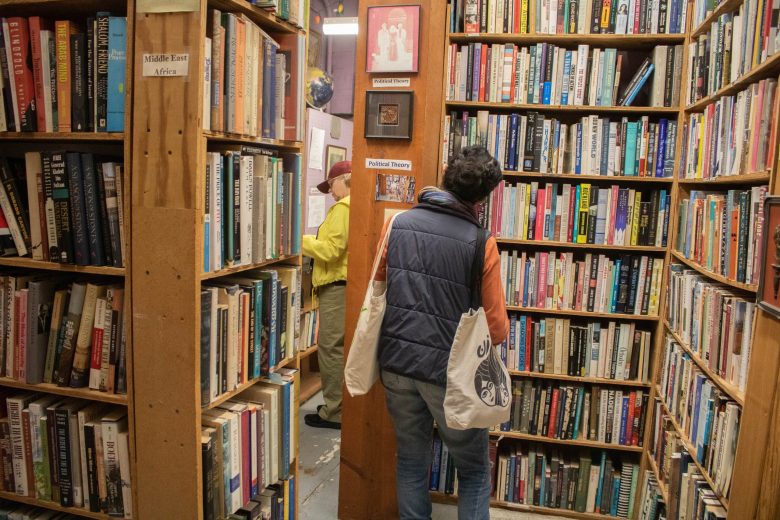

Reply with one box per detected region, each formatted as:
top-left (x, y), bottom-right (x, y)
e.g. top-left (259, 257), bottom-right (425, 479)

top-left (142, 54), bottom-right (190, 77)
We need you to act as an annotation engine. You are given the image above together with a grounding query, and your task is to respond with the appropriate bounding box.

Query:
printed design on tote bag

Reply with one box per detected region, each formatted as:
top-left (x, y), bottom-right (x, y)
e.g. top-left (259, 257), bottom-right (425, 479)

top-left (473, 337), bottom-right (510, 407)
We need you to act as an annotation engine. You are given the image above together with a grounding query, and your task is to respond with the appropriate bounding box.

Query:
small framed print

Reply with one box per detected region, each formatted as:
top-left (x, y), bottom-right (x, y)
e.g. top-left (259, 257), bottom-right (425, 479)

top-left (366, 4), bottom-right (421, 73)
top-left (758, 196), bottom-right (780, 318)
top-left (364, 90), bottom-right (413, 139)
top-left (326, 145), bottom-right (347, 173)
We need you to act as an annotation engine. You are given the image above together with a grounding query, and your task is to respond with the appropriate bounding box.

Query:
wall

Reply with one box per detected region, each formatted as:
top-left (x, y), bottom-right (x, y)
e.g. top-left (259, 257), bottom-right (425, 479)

top-left (309, 0), bottom-right (357, 116)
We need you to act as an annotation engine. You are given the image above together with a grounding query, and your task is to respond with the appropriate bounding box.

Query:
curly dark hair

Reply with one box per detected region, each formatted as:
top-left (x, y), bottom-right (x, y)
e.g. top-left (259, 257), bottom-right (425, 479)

top-left (442, 146), bottom-right (503, 203)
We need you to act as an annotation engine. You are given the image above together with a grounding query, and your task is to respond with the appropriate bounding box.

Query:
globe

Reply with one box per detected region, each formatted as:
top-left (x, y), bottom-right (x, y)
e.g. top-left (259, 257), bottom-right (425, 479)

top-left (306, 67), bottom-right (335, 108)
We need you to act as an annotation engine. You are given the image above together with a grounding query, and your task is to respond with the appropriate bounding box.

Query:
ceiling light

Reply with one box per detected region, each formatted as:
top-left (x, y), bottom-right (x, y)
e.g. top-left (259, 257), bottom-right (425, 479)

top-left (323, 17), bottom-right (358, 35)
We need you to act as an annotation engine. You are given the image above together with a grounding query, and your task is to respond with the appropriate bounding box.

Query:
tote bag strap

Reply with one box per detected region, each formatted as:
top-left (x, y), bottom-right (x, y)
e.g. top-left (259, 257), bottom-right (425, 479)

top-left (369, 212), bottom-right (401, 281)
top-left (468, 227), bottom-right (489, 310)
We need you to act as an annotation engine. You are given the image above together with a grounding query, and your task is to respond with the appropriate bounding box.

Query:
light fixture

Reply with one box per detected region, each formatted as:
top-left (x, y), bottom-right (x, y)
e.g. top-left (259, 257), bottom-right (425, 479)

top-left (323, 16), bottom-right (358, 35)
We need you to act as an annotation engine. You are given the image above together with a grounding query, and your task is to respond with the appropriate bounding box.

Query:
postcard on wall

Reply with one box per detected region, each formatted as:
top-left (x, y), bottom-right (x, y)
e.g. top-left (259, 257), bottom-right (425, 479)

top-left (375, 174), bottom-right (416, 203)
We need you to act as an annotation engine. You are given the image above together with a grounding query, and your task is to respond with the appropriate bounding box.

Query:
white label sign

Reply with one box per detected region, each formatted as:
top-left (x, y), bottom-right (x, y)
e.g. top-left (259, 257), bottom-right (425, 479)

top-left (372, 77), bottom-right (411, 88)
top-left (365, 158), bottom-right (412, 171)
top-left (142, 53), bottom-right (190, 77)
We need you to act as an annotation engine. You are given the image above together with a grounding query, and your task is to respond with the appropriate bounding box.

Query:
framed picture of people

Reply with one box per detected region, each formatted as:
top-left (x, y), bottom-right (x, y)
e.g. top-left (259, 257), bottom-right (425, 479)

top-left (758, 196), bottom-right (780, 318)
top-left (366, 5), bottom-right (420, 73)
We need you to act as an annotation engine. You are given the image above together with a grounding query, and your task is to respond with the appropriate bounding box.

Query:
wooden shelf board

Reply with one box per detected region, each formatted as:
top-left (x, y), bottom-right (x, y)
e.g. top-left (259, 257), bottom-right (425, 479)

top-left (298, 345), bottom-right (318, 360)
top-left (690, 0), bottom-right (746, 38)
top-left (662, 321), bottom-right (745, 406)
top-left (0, 257), bottom-right (125, 276)
top-left (670, 251), bottom-right (757, 293)
top-left (686, 52), bottom-right (780, 112)
top-left (203, 130), bottom-right (303, 149)
top-left (272, 356), bottom-right (297, 372)
top-left (204, 377), bottom-right (263, 410)
top-left (445, 100), bottom-right (680, 114)
top-left (645, 451), bottom-right (670, 504)
top-left (431, 491), bottom-right (625, 520)
top-left (0, 491), bottom-right (112, 519)
top-left (502, 171), bottom-right (674, 183)
top-left (201, 255), bottom-right (298, 280)
top-left (508, 370), bottom-right (651, 388)
top-left (449, 32), bottom-right (685, 47)
top-left (496, 238), bottom-right (666, 252)
top-left (677, 171), bottom-right (771, 186)
top-left (505, 305), bottom-right (660, 321)
top-left (207, 0), bottom-right (304, 34)
top-left (300, 373), bottom-right (322, 403)
top-left (656, 395), bottom-right (730, 509)
top-left (0, 132), bottom-right (123, 141)
top-left (0, 378), bottom-right (128, 405)
top-left (491, 430), bottom-right (644, 452)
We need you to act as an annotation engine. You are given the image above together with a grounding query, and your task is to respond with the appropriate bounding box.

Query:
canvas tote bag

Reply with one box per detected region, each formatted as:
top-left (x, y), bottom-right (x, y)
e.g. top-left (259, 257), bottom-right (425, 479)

top-left (443, 229), bottom-right (512, 430)
top-left (344, 213), bottom-right (399, 397)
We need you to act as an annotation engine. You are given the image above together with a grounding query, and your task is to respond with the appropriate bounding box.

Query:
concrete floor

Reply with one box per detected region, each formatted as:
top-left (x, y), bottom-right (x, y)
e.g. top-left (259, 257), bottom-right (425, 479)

top-left (298, 391), bottom-right (566, 520)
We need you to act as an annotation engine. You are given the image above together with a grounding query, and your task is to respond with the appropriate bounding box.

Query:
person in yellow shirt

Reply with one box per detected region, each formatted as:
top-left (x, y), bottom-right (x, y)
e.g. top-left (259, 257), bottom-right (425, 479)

top-left (302, 160), bottom-right (351, 429)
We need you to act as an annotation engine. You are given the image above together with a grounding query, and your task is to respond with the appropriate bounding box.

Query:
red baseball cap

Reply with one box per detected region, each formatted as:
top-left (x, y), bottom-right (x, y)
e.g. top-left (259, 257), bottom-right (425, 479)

top-left (317, 160), bottom-right (352, 194)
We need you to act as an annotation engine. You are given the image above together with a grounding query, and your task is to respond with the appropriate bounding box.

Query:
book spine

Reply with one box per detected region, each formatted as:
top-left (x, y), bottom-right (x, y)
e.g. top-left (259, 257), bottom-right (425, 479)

top-left (106, 18), bottom-right (126, 132)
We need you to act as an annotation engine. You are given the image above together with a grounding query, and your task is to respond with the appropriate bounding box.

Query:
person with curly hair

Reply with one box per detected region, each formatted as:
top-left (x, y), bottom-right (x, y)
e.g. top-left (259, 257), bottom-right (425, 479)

top-left (370, 146), bottom-right (510, 519)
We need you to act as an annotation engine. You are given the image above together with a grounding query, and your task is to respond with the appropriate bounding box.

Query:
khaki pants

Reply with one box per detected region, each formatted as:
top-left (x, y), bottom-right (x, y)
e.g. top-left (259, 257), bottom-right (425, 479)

top-left (317, 283), bottom-right (346, 423)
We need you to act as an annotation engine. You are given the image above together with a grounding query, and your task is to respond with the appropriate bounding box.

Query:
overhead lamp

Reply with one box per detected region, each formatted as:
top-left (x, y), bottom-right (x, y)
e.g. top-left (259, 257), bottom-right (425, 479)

top-left (323, 16), bottom-right (358, 35)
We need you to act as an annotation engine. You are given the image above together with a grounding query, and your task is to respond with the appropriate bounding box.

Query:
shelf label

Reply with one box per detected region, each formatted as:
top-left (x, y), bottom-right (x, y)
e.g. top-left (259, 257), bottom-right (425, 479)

top-left (372, 78), bottom-right (411, 88)
top-left (142, 54), bottom-right (190, 77)
top-left (365, 158), bottom-right (412, 171)
top-left (138, 0), bottom-right (199, 12)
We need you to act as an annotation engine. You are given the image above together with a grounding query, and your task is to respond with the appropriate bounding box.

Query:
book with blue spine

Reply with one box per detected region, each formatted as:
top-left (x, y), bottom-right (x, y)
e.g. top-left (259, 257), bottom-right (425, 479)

top-left (562, 51), bottom-right (572, 105)
top-left (624, 122), bottom-right (638, 176)
top-left (622, 63), bottom-right (654, 106)
top-left (575, 122), bottom-right (583, 174)
top-left (610, 258), bottom-right (621, 313)
top-left (204, 160), bottom-right (211, 272)
top-left (656, 119), bottom-right (668, 178)
top-left (106, 17), bottom-right (126, 132)
top-left (508, 115), bottom-right (519, 171)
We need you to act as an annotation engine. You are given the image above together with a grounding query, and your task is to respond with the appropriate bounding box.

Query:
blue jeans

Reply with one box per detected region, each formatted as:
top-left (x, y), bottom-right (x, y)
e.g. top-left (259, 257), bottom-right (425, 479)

top-left (381, 370), bottom-right (491, 520)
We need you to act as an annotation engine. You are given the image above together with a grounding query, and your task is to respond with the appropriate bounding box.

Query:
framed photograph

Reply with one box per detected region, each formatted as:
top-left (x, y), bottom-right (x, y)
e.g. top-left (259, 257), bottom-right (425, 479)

top-left (364, 90), bottom-right (413, 139)
top-left (366, 5), bottom-right (420, 73)
top-left (326, 145), bottom-right (347, 173)
top-left (758, 196), bottom-right (780, 318)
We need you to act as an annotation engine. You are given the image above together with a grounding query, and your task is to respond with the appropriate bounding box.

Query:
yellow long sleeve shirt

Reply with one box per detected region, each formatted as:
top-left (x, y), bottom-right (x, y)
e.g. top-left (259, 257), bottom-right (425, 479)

top-left (302, 196), bottom-right (350, 287)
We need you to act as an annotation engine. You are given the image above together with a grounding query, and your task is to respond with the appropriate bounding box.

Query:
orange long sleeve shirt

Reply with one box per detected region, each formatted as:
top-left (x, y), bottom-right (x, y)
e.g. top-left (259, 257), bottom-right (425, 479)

top-left (373, 218), bottom-right (510, 346)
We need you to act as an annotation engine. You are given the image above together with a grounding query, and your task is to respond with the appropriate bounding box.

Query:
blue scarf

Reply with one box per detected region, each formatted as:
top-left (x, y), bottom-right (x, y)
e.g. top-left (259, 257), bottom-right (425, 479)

top-left (417, 187), bottom-right (480, 225)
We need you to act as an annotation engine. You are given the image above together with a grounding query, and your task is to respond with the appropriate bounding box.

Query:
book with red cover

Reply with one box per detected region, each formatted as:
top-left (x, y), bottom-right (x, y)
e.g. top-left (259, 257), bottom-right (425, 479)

top-left (8, 17), bottom-right (37, 131)
top-left (28, 17), bottom-right (51, 132)
top-left (548, 388), bottom-right (560, 438)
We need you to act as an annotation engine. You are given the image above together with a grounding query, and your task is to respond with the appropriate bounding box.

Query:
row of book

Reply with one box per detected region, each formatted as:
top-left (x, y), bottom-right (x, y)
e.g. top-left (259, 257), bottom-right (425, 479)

top-left (0, 393), bottom-right (130, 516)
top-left (299, 309), bottom-right (318, 352)
top-left (204, 10), bottom-right (304, 142)
top-left (447, 43), bottom-right (682, 107)
top-left (666, 265), bottom-right (756, 393)
top-left (651, 404), bottom-right (727, 518)
top-left (484, 181), bottom-right (670, 247)
top-left (501, 380), bottom-right (649, 447)
top-left (253, 0), bottom-right (305, 27)
top-left (0, 15), bottom-right (126, 133)
top-left (687, 0), bottom-right (780, 104)
top-left (499, 250), bottom-right (665, 316)
top-left (501, 315), bottom-right (653, 381)
top-left (657, 350), bottom-right (740, 499)
top-left (203, 150), bottom-right (301, 273)
top-left (675, 187), bottom-right (768, 286)
top-left (682, 77), bottom-right (778, 181)
top-left (0, 276), bottom-right (125, 394)
top-left (200, 266), bottom-right (300, 406)
top-left (636, 471), bottom-right (665, 520)
top-left (0, 153), bottom-right (125, 267)
top-left (201, 369), bottom-right (296, 520)
top-left (444, 111), bottom-right (679, 178)
top-left (450, 0), bottom-right (689, 34)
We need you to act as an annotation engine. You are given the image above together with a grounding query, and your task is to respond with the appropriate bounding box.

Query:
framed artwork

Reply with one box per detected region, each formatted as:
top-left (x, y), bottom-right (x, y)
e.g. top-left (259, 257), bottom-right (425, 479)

top-left (326, 145), bottom-right (348, 173)
top-left (366, 5), bottom-right (420, 73)
top-left (375, 174), bottom-right (416, 203)
top-left (758, 196), bottom-right (780, 318)
top-left (364, 90), bottom-right (413, 139)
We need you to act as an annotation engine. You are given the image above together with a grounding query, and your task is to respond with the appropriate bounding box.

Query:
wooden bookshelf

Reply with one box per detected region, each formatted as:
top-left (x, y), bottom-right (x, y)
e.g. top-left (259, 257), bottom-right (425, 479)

top-left (689, 0), bottom-right (744, 38)
top-left (496, 237), bottom-right (667, 252)
top-left (0, 257), bottom-right (125, 276)
top-left (645, 451), bottom-right (669, 504)
top-left (200, 254), bottom-right (299, 280)
top-left (501, 171), bottom-right (674, 183)
top-left (662, 321), bottom-right (745, 406)
top-left (0, 378), bottom-right (128, 405)
top-left (445, 100), bottom-right (680, 114)
top-left (506, 305), bottom-right (660, 321)
top-left (208, 0), bottom-right (304, 34)
top-left (670, 250), bottom-right (758, 293)
top-left (677, 171), bottom-right (771, 185)
top-left (0, 491), bottom-right (112, 520)
top-left (448, 32), bottom-right (686, 47)
top-left (203, 129), bottom-right (304, 149)
top-left (300, 372), bottom-right (322, 403)
top-left (0, 132), bottom-right (124, 141)
top-left (491, 430), bottom-right (644, 453)
top-left (508, 370), bottom-right (651, 388)
top-left (299, 345), bottom-right (319, 360)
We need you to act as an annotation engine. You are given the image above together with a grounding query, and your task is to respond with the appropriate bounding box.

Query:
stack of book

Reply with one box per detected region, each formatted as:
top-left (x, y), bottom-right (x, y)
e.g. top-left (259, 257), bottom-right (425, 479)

top-left (299, 308), bottom-right (318, 352)
top-left (682, 77), bottom-right (778, 180)
top-left (485, 182), bottom-right (670, 247)
top-left (203, 149), bottom-right (301, 273)
top-left (200, 266), bottom-right (301, 406)
top-left (0, 153), bottom-right (125, 267)
top-left (666, 265), bottom-right (756, 393)
top-left (0, 277), bottom-right (126, 395)
top-left (500, 250), bottom-right (665, 316)
top-left (445, 112), bottom-right (679, 177)
top-left (675, 187), bottom-right (768, 285)
top-left (201, 369), bottom-right (297, 520)
top-left (204, 10), bottom-right (305, 142)
top-left (502, 315), bottom-right (652, 381)
top-left (0, 14), bottom-right (126, 133)
top-left (446, 44), bottom-right (683, 107)
top-left (501, 380), bottom-right (648, 447)
top-left (0, 393), bottom-right (130, 516)
top-left (251, 0), bottom-right (305, 27)
top-left (636, 470), bottom-right (666, 520)
top-left (687, 2), bottom-right (780, 105)
top-left (657, 344), bottom-right (740, 499)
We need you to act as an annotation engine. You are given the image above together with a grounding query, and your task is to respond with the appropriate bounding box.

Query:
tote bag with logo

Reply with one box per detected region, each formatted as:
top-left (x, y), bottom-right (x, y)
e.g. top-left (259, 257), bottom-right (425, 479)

top-left (443, 229), bottom-right (511, 430)
top-left (344, 214), bottom-right (399, 397)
